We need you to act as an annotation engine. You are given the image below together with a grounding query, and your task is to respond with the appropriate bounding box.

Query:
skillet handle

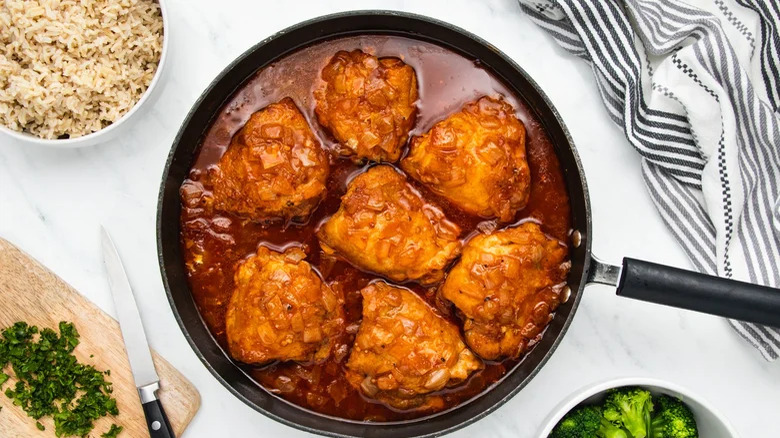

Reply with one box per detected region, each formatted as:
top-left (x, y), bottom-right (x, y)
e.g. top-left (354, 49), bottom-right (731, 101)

top-left (616, 257), bottom-right (780, 328)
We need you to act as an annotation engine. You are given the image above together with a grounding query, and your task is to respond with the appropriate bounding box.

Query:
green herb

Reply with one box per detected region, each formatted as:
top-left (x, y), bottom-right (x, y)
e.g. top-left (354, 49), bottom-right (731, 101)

top-left (0, 321), bottom-right (121, 437)
top-left (101, 424), bottom-right (123, 438)
top-left (36, 421), bottom-right (45, 431)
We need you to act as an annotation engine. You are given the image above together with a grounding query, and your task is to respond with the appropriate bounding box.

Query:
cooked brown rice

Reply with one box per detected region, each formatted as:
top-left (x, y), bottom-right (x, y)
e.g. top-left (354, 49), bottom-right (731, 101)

top-left (0, 0), bottom-right (163, 139)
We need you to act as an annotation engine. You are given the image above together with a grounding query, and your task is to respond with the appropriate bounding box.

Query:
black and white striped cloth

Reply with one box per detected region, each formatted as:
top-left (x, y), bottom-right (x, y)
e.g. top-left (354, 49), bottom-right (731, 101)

top-left (518, 0), bottom-right (780, 360)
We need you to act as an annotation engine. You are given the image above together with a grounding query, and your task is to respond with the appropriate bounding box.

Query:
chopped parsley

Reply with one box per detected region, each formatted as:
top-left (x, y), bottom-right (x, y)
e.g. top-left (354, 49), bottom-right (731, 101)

top-left (101, 424), bottom-right (123, 438)
top-left (0, 321), bottom-right (121, 437)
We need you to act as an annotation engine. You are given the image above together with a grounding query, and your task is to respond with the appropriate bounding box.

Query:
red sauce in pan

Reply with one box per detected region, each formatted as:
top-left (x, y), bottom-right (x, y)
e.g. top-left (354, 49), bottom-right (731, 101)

top-left (179, 36), bottom-right (571, 421)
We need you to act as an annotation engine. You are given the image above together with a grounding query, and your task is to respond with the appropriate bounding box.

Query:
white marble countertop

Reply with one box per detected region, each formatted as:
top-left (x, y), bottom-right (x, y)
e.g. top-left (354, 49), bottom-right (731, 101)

top-left (1, 0), bottom-right (778, 437)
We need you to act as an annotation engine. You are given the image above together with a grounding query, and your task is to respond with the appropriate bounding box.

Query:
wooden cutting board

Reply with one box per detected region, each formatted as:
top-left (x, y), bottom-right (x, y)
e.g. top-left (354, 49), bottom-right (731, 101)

top-left (0, 238), bottom-right (200, 438)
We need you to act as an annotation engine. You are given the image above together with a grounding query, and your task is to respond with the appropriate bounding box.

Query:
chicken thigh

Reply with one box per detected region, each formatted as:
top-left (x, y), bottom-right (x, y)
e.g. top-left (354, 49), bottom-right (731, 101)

top-left (226, 246), bottom-right (345, 364)
top-left (314, 49), bottom-right (418, 162)
top-left (401, 96), bottom-right (530, 221)
top-left (212, 97), bottom-right (329, 221)
top-left (316, 165), bottom-right (461, 285)
top-left (346, 282), bottom-right (482, 410)
top-left (440, 222), bottom-right (570, 360)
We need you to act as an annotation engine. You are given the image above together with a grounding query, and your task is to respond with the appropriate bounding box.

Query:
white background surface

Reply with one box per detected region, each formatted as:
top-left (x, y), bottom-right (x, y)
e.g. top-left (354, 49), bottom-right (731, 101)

top-left (1, 1), bottom-right (778, 437)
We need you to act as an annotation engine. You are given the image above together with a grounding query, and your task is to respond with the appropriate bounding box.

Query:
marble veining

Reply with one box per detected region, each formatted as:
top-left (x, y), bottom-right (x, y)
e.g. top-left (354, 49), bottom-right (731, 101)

top-left (0, 0), bottom-right (778, 437)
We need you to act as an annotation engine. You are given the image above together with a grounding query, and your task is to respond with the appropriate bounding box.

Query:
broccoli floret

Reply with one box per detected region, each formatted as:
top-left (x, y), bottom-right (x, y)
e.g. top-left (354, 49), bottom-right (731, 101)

top-left (550, 405), bottom-right (601, 438)
top-left (602, 387), bottom-right (654, 438)
top-left (598, 417), bottom-right (630, 438)
top-left (649, 395), bottom-right (698, 438)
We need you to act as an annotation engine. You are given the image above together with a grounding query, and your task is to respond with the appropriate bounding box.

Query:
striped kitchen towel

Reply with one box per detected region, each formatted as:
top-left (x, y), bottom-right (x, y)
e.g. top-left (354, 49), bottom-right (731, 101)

top-left (518, 0), bottom-right (780, 360)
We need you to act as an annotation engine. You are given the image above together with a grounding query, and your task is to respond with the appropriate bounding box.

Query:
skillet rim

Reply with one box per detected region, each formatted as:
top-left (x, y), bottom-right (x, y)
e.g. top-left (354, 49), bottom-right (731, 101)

top-left (156, 10), bottom-right (593, 438)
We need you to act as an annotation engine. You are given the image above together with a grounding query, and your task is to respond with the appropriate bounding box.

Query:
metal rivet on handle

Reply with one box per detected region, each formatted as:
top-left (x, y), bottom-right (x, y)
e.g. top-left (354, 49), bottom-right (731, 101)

top-left (561, 286), bottom-right (571, 303)
top-left (152, 421), bottom-right (161, 431)
top-left (571, 230), bottom-right (582, 248)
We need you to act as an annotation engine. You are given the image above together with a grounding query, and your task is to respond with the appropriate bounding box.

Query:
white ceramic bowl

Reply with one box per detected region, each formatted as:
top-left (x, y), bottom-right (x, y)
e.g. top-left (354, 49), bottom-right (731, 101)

top-left (536, 377), bottom-right (739, 438)
top-left (0, 0), bottom-right (169, 148)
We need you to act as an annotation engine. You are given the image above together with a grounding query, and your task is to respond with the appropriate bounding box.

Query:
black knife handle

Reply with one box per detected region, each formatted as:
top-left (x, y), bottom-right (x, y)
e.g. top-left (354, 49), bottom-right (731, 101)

top-left (142, 399), bottom-right (175, 438)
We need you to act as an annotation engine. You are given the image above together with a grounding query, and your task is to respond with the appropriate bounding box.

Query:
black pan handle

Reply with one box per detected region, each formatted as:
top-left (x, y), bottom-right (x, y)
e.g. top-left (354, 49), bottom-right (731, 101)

top-left (612, 257), bottom-right (780, 328)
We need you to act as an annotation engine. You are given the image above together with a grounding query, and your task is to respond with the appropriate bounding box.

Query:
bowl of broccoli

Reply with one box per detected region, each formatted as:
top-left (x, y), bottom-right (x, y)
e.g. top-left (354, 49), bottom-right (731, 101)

top-left (537, 377), bottom-right (738, 438)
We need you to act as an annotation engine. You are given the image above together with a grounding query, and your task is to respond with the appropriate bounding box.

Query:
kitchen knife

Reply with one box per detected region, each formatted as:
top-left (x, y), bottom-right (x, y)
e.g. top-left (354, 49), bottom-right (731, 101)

top-left (101, 226), bottom-right (175, 438)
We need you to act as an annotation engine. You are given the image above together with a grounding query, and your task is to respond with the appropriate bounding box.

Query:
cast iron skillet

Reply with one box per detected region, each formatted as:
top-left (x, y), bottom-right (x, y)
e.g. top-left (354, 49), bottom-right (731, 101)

top-left (157, 11), bottom-right (780, 438)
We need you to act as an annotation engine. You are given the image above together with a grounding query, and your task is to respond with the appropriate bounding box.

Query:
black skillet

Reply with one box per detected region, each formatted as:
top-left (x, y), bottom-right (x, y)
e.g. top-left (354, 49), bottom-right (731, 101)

top-left (156, 11), bottom-right (780, 438)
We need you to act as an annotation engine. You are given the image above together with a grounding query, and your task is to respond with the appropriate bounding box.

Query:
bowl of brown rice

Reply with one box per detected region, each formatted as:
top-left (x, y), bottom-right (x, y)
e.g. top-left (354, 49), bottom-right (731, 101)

top-left (0, 0), bottom-right (168, 147)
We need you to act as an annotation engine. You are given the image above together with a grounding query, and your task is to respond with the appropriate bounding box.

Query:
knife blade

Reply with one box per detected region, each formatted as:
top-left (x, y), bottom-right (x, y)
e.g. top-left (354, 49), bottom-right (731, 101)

top-left (101, 226), bottom-right (175, 438)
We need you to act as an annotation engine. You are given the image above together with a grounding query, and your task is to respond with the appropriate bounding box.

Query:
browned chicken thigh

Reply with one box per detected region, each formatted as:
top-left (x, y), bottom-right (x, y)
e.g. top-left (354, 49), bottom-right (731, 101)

top-left (314, 49), bottom-right (418, 162)
top-left (401, 96), bottom-right (530, 221)
top-left (225, 246), bottom-right (345, 365)
top-left (346, 282), bottom-right (482, 410)
top-left (212, 97), bottom-right (329, 221)
top-left (440, 222), bottom-right (570, 360)
top-left (317, 165), bottom-right (461, 285)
